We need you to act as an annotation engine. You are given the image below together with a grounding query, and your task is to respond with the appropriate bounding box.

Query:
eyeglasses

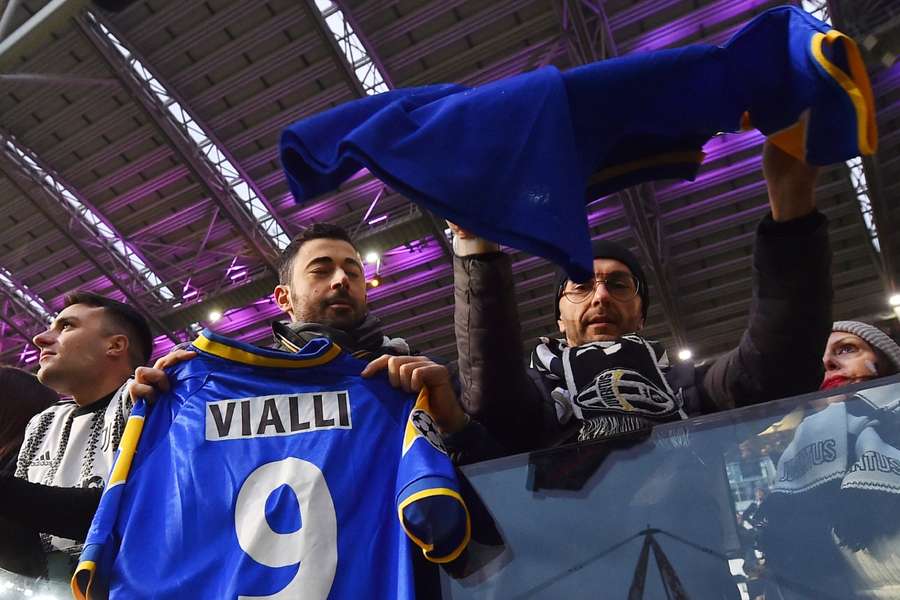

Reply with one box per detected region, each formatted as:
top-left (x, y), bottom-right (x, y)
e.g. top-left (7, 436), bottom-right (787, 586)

top-left (560, 274), bottom-right (640, 303)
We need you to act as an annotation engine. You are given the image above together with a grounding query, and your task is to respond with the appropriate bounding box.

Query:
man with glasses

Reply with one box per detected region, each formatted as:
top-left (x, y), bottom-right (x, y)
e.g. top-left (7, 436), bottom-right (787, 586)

top-left (448, 141), bottom-right (832, 453)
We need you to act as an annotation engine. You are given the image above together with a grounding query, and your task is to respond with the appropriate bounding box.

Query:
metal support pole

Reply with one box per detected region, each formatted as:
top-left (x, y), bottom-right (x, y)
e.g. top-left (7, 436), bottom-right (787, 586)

top-left (0, 0), bottom-right (23, 41)
top-left (0, 0), bottom-right (92, 69)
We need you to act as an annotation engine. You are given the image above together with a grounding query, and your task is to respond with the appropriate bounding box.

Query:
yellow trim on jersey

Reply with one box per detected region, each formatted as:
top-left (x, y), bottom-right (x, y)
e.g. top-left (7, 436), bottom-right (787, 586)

top-left (810, 30), bottom-right (877, 155)
top-left (193, 334), bottom-right (342, 368)
top-left (592, 150), bottom-right (705, 185)
top-left (398, 487), bottom-right (472, 564)
top-left (768, 118), bottom-right (807, 161)
top-left (71, 560), bottom-right (96, 600)
top-left (109, 414), bottom-right (144, 486)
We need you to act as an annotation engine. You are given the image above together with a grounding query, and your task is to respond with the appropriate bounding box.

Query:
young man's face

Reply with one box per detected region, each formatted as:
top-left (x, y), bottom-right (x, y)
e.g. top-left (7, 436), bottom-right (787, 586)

top-left (32, 303), bottom-right (118, 398)
top-left (557, 258), bottom-right (644, 346)
top-left (275, 238), bottom-right (368, 331)
top-left (821, 331), bottom-right (881, 389)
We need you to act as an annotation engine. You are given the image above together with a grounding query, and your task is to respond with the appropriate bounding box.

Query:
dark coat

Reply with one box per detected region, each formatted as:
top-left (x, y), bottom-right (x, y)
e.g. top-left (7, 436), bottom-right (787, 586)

top-left (452, 211), bottom-right (833, 456)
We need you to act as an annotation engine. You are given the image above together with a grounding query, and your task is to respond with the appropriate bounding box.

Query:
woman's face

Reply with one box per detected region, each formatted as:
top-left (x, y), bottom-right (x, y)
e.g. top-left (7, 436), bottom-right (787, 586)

top-left (821, 332), bottom-right (881, 390)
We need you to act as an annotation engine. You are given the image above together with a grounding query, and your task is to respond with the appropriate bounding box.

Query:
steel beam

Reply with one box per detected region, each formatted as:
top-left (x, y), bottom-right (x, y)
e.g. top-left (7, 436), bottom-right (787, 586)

top-left (0, 266), bottom-right (52, 336)
top-left (301, 0), bottom-right (370, 97)
top-left (859, 154), bottom-right (898, 288)
top-left (0, 296), bottom-right (43, 346)
top-left (0, 158), bottom-right (179, 343)
top-left (1, 127), bottom-right (174, 304)
top-left (825, 1), bottom-right (899, 289)
top-left (76, 12), bottom-right (286, 275)
top-left (332, 0), bottom-right (396, 86)
top-left (0, 72), bottom-right (119, 86)
top-left (556, 0), bottom-right (689, 349)
top-left (0, 0), bottom-right (23, 41)
top-left (0, 0), bottom-right (91, 69)
top-left (313, 0), bottom-right (453, 258)
top-left (619, 186), bottom-right (688, 349)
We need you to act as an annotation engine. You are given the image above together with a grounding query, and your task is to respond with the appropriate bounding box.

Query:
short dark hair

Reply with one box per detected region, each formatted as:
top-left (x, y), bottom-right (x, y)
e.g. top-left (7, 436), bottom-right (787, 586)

top-left (63, 291), bottom-right (153, 368)
top-left (277, 223), bottom-right (360, 285)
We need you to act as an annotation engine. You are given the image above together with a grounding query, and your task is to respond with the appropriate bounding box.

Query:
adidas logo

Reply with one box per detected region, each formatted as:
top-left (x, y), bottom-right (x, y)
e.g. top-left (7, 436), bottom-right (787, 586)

top-left (31, 451), bottom-right (52, 467)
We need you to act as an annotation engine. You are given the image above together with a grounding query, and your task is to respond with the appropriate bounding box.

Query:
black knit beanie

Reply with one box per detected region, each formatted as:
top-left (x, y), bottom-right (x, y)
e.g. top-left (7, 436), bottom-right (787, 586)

top-left (554, 239), bottom-right (649, 321)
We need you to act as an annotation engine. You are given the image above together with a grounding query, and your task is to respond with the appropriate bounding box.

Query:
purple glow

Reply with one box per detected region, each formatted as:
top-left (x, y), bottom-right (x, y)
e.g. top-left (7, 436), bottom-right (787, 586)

top-left (623, 0), bottom-right (770, 54)
top-left (702, 130), bottom-right (765, 162)
top-left (211, 302), bottom-right (283, 337)
top-left (19, 346), bottom-right (38, 364)
top-left (368, 264), bottom-right (452, 301)
top-left (587, 203), bottom-right (620, 227)
top-left (656, 155), bottom-right (762, 203)
top-left (183, 238), bottom-right (449, 346)
top-left (150, 335), bottom-right (177, 362)
top-left (367, 215), bottom-right (388, 226)
top-left (873, 61), bottom-right (900, 91)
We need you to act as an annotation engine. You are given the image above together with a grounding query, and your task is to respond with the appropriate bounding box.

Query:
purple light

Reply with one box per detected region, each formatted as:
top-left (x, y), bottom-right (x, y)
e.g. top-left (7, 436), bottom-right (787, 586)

top-left (367, 215), bottom-right (388, 226)
top-left (624, 0), bottom-right (770, 54)
top-left (182, 289), bottom-right (199, 300)
top-left (873, 61), bottom-right (900, 91)
top-left (19, 346), bottom-right (38, 364)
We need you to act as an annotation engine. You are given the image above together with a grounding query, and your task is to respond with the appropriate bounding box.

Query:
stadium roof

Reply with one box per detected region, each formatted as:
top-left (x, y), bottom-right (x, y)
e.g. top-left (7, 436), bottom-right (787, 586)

top-left (0, 0), bottom-right (897, 367)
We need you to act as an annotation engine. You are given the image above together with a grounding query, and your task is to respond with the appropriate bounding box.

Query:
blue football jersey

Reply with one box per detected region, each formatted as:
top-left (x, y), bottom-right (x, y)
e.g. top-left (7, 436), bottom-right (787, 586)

top-left (72, 330), bottom-right (469, 599)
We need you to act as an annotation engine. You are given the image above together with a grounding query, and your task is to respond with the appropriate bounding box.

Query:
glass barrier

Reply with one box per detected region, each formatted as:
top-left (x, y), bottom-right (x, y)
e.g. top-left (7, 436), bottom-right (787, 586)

top-left (0, 566), bottom-right (70, 599)
top-left (442, 375), bottom-right (900, 600)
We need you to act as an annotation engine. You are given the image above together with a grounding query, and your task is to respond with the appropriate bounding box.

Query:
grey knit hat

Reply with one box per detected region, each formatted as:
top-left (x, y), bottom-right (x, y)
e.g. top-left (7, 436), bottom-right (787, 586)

top-left (832, 321), bottom-right (900, 374)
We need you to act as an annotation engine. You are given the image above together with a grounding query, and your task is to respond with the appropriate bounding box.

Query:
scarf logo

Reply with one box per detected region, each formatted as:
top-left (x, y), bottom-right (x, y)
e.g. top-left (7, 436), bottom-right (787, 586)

top-left (574, 369), bottom-right (677, 417)
top-left (778, 438), bottom-right (838, 482)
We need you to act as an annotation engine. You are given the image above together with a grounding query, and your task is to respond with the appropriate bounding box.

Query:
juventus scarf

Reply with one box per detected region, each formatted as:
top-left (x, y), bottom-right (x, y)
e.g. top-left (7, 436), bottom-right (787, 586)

top-left (767, 386), bottom-right (900, 550)
top-left (530, 335), bottom-right (686, 442)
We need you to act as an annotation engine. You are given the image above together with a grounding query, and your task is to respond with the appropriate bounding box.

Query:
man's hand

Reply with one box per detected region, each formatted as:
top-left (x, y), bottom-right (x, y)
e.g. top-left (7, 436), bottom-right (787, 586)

top-left (128, 349), bottom-right (197, 403)
top-left (361, 355), bottom-right (468, 434)
top-left (446, 221), bottom-right (500, 256)
top-left (763, 140), bottom-right (820, 222)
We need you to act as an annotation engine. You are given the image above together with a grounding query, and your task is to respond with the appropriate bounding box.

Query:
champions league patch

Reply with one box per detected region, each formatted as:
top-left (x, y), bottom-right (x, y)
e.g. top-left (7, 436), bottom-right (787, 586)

top-left (410, 409), bottom-right (448, 455)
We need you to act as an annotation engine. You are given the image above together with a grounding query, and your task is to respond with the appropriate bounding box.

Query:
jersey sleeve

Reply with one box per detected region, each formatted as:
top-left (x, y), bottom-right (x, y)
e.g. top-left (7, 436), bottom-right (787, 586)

top-left (72, 398), bottom-right (148, 600)
top-left (72, 360), bottom-right (210, 599)
top-left (395, 388), bottom-right (471, 563)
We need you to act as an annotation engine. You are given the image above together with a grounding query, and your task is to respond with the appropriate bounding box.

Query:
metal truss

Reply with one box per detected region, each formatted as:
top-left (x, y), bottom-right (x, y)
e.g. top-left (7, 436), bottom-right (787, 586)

top-left (552, 0), bottom-right (619, 65)
top-left (314, 0), bottom-right (390, 95)
top-left (77, 11), bottom-right (291, 276)
top-left (306, 0), bottom-right (454, 258)
top-left (0, 265), bottom-right (52, 349)
top-left (556, 0), bottom-right (689, 350)
top-left (805, 0), bottom-right (898, 289)
top-left (0, 154), bottom-right (179, 344)
top-left (1, 130), bottom-right (175, 304)
top-left (0, 0), bottom-right (93, 69)
top-left (620, 186), bottom-right (688, 350)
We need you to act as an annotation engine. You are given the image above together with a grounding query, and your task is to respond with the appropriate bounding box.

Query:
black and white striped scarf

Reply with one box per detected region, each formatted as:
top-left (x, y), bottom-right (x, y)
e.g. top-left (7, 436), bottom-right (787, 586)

top-left (530, 335), bottom-right (686, 442)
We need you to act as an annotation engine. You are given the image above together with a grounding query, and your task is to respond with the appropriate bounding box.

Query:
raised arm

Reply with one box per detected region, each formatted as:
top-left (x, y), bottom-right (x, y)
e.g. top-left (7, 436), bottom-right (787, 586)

top-left (451, 226), bottom-right (546, 453)
top-left (701, 141), bottom-right (832, 410)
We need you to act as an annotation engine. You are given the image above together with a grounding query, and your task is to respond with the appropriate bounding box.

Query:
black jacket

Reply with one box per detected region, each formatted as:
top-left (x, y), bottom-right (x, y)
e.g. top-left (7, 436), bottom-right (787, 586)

top-left (453, 211), bottom-right (833, 455)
